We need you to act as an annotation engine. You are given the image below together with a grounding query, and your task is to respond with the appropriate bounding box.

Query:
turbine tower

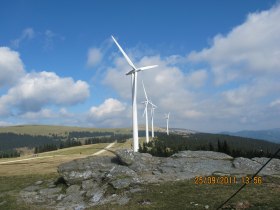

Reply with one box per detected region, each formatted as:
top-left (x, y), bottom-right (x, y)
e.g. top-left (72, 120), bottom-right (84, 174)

top-left (142, 80), bottom-right (150, 143)
top-left (111, 36), bottom-right (158, 152)
top-left (150, 100), bottom-right (157, 138)
top-left (165, 112), bottom-right (170, 135)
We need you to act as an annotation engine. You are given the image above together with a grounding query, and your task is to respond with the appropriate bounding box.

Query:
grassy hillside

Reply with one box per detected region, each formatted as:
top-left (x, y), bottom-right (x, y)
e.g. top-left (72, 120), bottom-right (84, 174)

top-left (0, 125), bottom-right (132, 136)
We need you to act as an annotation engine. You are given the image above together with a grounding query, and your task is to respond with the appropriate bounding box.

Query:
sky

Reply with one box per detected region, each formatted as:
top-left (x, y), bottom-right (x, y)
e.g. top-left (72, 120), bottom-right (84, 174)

top-left (0, 0), bottom-right (280, 132)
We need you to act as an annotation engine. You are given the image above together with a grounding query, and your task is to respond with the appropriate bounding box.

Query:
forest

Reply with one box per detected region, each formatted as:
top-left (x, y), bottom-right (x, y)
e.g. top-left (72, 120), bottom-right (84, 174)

top-left (139, 133), bottom-right (280, 158)
top-left (0, 131), bottom-right (135, 158)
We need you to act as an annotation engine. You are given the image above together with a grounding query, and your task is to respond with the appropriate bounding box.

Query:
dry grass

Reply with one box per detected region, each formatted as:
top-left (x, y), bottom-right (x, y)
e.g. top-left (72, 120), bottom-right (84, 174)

top-left (0, 125), bottom-right (132, 136)
top-left (0, 141), bottom-right (131, 176)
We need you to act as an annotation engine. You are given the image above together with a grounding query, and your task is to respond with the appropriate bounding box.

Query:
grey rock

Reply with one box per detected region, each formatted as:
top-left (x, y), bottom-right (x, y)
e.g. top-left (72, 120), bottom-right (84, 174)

top-left (23, 185), bottom-right (41, 192)
top-left (104, 165), bottom-right (138, 181)
top-left (172, 150), bottom-right (233, 160)
top-left (117, 196), bottom-right (130, 205)
top-left (66, 185), bottom-right (80, 194)
top-left (58, 156), bottom-right (115, 184)
top-left (115, 149), bottom-right (135, 166)
top-left (74, 204), bottom-right (86, 210)
top-left (233, 157), bottom-right (262, 174)
top-left (129, 188), bottom-right (142, 193)
top-left (90, 189), bottom-right (104, 203)
top-left (81, 179), bottom-right (95, 190)
top-left (39, 187), bottom-right (62, 199)
top-left (252, 157), bottom-right (280, 171)
top-left (61, 193), bottom-right (84, 205)
top-left (110, 178), bottom-right (132, 189)
top-left (57, 194), bottom-right (66, 201)
top-left (0, 201), bottom-right (7, 206)
top-left (20, 149), bottom-right (280, 210)
top-left (35, 181), bottom-right (43, 185)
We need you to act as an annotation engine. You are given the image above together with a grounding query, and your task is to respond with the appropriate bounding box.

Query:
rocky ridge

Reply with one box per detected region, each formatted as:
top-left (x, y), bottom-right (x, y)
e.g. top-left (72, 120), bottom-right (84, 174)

top-left (20, 150), bottom-right (280, 209)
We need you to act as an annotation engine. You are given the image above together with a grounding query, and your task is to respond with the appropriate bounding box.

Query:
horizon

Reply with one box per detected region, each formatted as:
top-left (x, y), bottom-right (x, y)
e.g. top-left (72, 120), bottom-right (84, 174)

top-left (1, 0), bottom-right (280, 132)
top-left (0, 123), bottom-right (280, 134)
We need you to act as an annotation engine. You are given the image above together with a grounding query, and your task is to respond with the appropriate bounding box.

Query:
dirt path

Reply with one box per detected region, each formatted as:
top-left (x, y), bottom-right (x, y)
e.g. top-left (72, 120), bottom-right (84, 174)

top-left (91, 141), bottom-right (116, 156)
top-left (0, 142), bottom-right (117, 165)
top-left (0, 155), bottom-right (66, 165)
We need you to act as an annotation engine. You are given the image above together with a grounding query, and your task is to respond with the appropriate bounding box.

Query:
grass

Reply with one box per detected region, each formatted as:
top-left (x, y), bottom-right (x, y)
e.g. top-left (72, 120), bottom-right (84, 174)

top-left (0, 124), bottom-right (162, 137)
top-left (0, 173), bottom-right (57, 210)
top-left (1, 173), bottom-right (278, 210)
top-left (1, 131), bottom-right (279, 209)
top-left (0, 141), bottom-right (129, 176)
top-left (0, 124), bottom-right (132, 136)
top-left (91, 177), bottom-right (280, 210)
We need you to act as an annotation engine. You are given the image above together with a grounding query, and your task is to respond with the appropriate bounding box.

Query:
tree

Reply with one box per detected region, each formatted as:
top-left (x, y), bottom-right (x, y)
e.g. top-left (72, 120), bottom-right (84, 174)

top-left (209, 143), bottom-right (214, 151)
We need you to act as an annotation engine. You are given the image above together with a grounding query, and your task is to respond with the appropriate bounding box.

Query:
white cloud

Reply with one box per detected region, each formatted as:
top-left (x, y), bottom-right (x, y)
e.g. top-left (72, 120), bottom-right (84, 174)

top-left (87, 48), bottom-right (103, 67)
top-left (270, 99), bottom-right (280, 107)
top-left (43, 29), bottom-right (64, 50)
top-left (11, 28), bottom-right (35, 48)
top-left (20, 108), bottom-right (54, 120)
top-left (0, 47), bottom-right (25, 87)
top-left (0, 121), bottom-right (14, 127)
top-left (0, 71), bottom-right (90, 115)
top-left (186, 69), bottom-right (208, 88)
top-left (222, 78), bottom-right (278, 106)
top-left (103, 53), bottom-right (204, 128)
top-left (89, 98), bottom-right (126, 118)
top-left (188, 4), bottom-right (280, 85)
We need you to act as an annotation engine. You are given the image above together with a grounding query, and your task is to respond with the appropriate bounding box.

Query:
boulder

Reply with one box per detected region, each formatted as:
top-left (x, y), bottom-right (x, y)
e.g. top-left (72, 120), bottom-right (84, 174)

top-left (20, 149), bottom-right (280, 209)
top-left (115, 149), bottom-right (135, 166)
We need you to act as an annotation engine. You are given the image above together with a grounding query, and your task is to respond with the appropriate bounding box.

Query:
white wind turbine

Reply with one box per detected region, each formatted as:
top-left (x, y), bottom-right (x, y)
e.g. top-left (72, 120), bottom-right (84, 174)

top-left (150, 100), bottom-right (157, 138)
top-left (165, 112), bottom-right (170, 135)
top-left (142, 80), bottom-right (151, 143)
top-left (111, 36), bottom-right (158, 152)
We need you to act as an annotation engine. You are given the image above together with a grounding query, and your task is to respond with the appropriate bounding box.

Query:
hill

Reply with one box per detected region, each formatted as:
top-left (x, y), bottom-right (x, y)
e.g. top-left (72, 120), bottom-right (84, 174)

top-left (0, 125), bottom-right (131, 136)
top-left (221, 128), bottom-right (280, 143)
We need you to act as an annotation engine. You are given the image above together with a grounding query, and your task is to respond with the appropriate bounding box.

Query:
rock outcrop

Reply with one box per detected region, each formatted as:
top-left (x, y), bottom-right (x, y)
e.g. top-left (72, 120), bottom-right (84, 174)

top-left (20, 150), bottom-right (280, 209)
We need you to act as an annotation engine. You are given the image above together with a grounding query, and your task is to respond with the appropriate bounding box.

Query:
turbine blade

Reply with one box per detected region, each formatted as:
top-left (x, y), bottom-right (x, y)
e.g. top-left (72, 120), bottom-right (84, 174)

top-left (111, 35), bottom-right (137, 70)
top-left (143, 107), bottom-right (147, 117)
top-left (149, 101), bottom-right (157, 108)
top-left (138, 65), bottom-right (158, 71)
top-left (142, 80), bottom-right (148, 100)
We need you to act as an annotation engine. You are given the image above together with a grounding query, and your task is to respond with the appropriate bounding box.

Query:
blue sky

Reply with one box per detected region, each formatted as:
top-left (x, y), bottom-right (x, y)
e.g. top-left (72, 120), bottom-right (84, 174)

top-left (0, 0), bottom-right (279, 132)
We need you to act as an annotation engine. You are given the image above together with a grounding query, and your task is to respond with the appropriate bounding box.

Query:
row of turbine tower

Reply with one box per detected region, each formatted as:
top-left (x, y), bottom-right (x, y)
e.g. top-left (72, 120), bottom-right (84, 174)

top-left (111, 35), bottom-right (170, 152)
top-left (141, 80), bottom-right (170, 142)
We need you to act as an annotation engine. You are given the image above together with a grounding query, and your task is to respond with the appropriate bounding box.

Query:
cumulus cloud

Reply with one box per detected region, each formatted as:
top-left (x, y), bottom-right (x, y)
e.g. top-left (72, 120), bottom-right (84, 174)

top-left (19, 108), bottom-right (54, 120)
top-left (89, 98), bottom-right (126, 118)
top-left (11, 28), bottom-right (35, 48)
top-left (87, 48), bottom-right (103, 67)
top-left (104, 6), bottom-right (280, 131)
top-left (87, 98), bottom-right (128, 127)
top-left (0, 47), bottom-right (25, 87)
top-left (186, 69), bottom-right (208, 88)
top-left (103, 52), bottom-right (205, 128)
top-left (188, 4), bottom-right (280, 85)
top-left (0, 71), bottom-right (90, 115)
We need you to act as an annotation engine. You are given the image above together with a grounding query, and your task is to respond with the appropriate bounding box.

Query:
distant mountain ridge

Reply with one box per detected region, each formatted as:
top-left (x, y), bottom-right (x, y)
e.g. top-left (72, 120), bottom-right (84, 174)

top-left (221, 128), bottom-right (280, 144)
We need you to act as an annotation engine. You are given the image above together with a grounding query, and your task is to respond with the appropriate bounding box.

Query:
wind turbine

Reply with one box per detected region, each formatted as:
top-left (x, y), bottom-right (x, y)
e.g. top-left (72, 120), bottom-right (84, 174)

top-left (142, 80), bottom-right (150, 143)
top-left (111, 35), bottom-right (158, 152)
top-left (165, 112), bottom-right (170, 135)
top-left (150, 100), bottom-right (157, 138)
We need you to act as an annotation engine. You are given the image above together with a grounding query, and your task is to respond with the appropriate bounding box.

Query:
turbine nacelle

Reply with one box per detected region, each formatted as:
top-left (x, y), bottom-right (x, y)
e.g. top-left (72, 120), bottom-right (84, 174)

top-left (126, 65), bottom-right (158, 75)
